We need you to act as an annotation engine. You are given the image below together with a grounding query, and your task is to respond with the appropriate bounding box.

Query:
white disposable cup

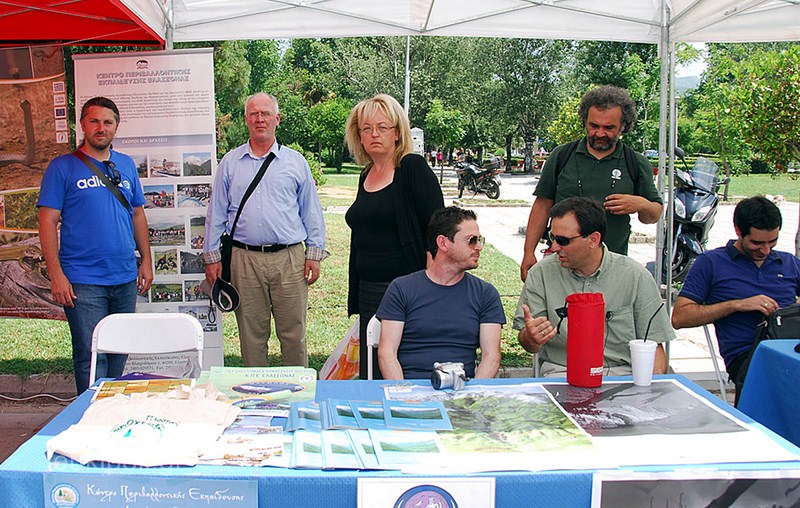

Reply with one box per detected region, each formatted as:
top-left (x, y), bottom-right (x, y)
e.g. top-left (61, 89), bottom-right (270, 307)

top-left (629, 339), bottom-right (658, 386)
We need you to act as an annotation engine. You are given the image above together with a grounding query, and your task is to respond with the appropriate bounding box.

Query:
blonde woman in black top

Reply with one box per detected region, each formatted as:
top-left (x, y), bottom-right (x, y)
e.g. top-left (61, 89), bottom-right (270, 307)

top-left (344, 94), bottom-right (444, 379)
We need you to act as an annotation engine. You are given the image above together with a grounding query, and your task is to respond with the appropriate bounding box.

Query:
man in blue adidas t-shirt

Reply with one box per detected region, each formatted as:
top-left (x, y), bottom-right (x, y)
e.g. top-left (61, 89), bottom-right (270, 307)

top-left (377, 206), bottom-right (505, 380)
top-left (37, 97), bottom-right (153, 394)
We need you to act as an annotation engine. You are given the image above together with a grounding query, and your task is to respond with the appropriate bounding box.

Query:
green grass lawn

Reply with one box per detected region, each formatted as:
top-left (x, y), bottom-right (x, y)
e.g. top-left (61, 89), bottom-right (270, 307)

top-left (0, 190), bottom-right (534, 378)
top-left (726, 174), bottom-right (800, 202)
top-left (2, 170), bottom-right (794, 378)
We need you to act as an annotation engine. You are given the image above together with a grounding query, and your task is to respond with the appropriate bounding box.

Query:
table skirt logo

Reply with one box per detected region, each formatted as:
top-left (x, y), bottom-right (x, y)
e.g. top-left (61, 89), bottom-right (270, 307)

top-left (394, 485), bottom-right (458, 508)
top-left (50, 483), bottom-right (79, 507)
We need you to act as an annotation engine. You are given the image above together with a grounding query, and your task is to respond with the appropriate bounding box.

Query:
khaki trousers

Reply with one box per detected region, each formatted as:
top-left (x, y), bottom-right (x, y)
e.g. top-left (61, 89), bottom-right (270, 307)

top-left (231, 243), bottom-right (308, 367)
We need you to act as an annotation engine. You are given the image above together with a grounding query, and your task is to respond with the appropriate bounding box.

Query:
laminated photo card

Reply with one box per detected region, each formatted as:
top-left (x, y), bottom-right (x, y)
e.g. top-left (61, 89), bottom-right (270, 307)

top-left (321, 429), bottom-right (363, 470)
top-left (369, 429), bottom-right (446, 467)
top-left (326, 399), bottom-right (360, 429)
top-left (287, 401), bottom-right (323, 432)
top-left (350, 400), bottom-right (387, 430)
top-left (384, 400), bottom-right (452, 431)
top-left (292, 430), bottom-right (324, 469)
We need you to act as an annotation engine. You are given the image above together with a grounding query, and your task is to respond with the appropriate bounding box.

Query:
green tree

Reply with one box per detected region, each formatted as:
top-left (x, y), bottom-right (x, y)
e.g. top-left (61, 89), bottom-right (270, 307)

top-left (425, 99), bottom-right (465, 156)
top-left (491, 39), bottom-right (570, 172)
top-left (547, 92), bottom-right (584, 145)
top-left (276, 91), bottom-right (312, 148)
top-left (689, 44), bottom-right (761, 179)
top-left (739, 45), bottom-right (800, 171)
top-left (247, 39), bottom-right (281, 94)
top-left (308, 97), bottom-right (352, 171)
top-left (206, 41), bottom-right (251, 158)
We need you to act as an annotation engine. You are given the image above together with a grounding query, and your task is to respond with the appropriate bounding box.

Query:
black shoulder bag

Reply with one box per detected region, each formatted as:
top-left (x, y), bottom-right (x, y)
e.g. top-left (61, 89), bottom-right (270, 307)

top-left (219, 152), bottom-right (276, 282)
top-left (73, 150), bottom-right (131, 213)
top-left (734, 303), bottom-right (800, 405)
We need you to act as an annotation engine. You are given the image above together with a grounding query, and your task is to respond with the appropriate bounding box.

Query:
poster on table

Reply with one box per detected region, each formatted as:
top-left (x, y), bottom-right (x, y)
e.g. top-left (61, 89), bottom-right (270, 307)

top-left (73, 49), bottom-right (221, 369)
top-left (382, 379), bottom-right (799, 473)
top-left (0, 45), bottom-right (71, 319)
top-left (591, 470), bottom-right (800, 508)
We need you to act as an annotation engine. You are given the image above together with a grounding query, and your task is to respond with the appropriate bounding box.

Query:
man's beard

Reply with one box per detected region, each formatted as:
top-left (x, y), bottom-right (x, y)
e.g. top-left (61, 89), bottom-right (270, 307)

top-left (587, 133), bottom-right (618, 152)
top-left (85, 135), bottom-right (112, 151)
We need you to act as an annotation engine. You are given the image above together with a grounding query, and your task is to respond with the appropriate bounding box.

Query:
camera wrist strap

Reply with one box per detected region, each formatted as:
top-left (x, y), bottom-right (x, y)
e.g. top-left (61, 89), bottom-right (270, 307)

top-left (73, 150), bottom-right (131, 213)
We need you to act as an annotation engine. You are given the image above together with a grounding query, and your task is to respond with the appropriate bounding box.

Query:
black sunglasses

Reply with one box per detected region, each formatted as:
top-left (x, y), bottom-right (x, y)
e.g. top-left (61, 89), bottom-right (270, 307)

top-left (103, 160), bottom-right (121, 186)
top-left (450, 234), bottom-right (485, 247)
top-left (548, 232), bottom-right (584, 246)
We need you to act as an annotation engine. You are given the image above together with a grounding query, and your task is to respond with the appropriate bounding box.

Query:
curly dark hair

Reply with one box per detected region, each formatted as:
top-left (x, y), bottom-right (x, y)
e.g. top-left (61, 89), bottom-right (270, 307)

top-left (578, 85), bottom-right (637, 135)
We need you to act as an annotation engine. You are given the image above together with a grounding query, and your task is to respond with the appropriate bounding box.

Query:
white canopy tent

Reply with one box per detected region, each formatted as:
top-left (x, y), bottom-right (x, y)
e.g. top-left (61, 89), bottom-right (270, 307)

top-left (123, 0), bottom-right (795, 272)
top-left (124, 1), bottom-right (800, 44)
top-left (121, 0), bottom-right (799, 279)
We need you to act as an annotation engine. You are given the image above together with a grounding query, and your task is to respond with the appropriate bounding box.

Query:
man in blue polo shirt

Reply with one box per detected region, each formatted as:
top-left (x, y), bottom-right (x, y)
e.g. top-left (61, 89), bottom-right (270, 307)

top-left (672, 196), bottom-right (800, 403)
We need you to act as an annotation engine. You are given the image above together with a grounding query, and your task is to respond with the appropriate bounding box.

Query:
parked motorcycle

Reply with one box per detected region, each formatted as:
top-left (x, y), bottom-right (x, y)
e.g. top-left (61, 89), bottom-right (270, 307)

top-left (455, 156), bottom-right (502, 200)
top-left (662, 148), bottom-right (729, 283)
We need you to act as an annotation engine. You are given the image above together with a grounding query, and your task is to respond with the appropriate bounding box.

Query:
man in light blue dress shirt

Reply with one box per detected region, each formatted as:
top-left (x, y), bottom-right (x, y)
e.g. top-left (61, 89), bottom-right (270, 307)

top-left (204, 93), bottom-right (328, 367)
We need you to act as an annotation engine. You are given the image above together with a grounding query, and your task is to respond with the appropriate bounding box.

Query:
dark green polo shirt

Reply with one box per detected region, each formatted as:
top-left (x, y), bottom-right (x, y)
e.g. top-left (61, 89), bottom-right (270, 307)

top-left (534, 137), bottom-right (662, 254)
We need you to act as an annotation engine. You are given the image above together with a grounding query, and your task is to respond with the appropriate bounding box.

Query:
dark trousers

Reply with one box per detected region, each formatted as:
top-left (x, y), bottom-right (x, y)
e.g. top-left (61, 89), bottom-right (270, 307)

top-left (727, 351), bottom-right (751, 407)
top-left (357, 280), bottom-right (390, 380)
top-left (64, 280), bottom-right (137, 394)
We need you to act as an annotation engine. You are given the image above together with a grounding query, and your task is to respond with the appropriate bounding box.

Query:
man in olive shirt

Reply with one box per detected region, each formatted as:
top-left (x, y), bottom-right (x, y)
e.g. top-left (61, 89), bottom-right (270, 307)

top-left (520, 85), bottom-right (663, 281)
top-left (515, 198), bottom-right (673, 376)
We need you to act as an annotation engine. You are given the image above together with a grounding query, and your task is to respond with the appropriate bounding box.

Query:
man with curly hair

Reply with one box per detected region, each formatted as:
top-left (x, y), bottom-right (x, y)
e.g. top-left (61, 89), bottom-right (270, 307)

top-left (520, 85), bottom-right (663, 281)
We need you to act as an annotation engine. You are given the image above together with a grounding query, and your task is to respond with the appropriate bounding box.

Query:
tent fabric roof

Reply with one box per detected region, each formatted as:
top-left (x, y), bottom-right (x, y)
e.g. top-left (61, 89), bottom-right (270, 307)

top-left (122, 0), bottom-right (800, 44)
top-left (0, 0), bottom-right (163, 46)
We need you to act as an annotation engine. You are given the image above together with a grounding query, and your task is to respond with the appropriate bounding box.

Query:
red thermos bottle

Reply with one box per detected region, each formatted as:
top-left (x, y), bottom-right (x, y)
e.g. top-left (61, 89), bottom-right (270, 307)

top-left (565, 292), bottom-right (605, 387)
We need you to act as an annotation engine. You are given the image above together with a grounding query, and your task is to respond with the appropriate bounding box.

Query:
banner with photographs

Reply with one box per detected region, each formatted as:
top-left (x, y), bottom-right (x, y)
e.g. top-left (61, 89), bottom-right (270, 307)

top-left (74, 49), bottom-right (222, 369)
top-left (0, 45), bottom-right (71, 319)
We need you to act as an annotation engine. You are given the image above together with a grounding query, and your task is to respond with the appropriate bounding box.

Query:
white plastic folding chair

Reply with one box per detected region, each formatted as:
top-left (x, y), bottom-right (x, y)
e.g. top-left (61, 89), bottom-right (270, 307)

top-left (88, 313), bottom-right (204, 385)
top-left (365, 315), bottom-right (382, 380)
top-left (703, 324), bottom-right (730, 403)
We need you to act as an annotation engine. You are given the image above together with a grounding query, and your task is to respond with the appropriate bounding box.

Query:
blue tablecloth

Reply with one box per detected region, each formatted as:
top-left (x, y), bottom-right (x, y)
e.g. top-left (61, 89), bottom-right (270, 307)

top-left (1, 375), bottom-right (798, 508)
top-left (738, 339), bottom-right (800, 447)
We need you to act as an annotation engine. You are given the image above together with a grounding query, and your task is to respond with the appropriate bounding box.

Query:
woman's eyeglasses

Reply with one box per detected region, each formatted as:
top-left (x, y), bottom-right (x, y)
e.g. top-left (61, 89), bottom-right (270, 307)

top-left (548, 232), bottom-right (583, 246)
top-left (359, 124), bottom-right (395, 136)
top-left (103, 160), bottom-right (121, 186)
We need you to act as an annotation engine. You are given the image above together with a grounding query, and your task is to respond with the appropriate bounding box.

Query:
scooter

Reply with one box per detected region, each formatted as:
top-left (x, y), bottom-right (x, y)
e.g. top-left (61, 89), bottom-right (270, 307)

top-left (662, 148), bottom-right (729, 283)
top-left (455, 156), bottom-right (502, 200)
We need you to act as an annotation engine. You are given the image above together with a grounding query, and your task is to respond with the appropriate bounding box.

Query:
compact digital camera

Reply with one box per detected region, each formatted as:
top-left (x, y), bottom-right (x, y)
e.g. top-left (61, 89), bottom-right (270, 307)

top-left (430, 362), bottom-right (467, 391)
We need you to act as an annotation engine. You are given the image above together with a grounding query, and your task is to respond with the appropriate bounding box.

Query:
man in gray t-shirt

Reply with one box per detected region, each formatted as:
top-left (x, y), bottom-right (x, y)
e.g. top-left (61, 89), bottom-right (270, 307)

top-left (377, 207), bottom-right (505, 380)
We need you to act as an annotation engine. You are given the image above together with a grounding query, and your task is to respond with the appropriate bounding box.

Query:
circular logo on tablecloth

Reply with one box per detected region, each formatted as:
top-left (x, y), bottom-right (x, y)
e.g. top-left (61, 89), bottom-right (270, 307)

top-left (50, 483), bottom-right (80, 507)
top-left (393, 485), bottom-right (458, 508)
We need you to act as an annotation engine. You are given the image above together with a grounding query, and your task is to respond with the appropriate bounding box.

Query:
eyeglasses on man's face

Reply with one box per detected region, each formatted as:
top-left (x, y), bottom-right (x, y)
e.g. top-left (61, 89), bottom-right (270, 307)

top-left (359, 124), bottom-right (395, 136)
top-left (452, 234), bottom-right (485, 247)
top-left (548, 232), bottom-right (584, 247)
top-left (248, 110), bottom-right (277, 120)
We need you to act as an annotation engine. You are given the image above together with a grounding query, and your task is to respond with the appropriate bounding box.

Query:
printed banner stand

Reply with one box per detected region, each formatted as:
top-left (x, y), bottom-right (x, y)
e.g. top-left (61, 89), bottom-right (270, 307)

top-left (73, 49), bottom-right (222, 369)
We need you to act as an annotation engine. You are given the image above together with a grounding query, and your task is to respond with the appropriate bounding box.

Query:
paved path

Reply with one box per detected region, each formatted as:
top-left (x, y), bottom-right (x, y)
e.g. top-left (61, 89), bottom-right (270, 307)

top-left (446, 170), bottom-right (799, 398)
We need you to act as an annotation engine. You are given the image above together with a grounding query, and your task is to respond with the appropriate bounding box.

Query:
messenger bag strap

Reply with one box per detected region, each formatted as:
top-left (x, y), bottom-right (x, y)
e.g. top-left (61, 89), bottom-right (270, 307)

top-left (73, 150), bottom-right (131, 213)
top-left (228, 150), bottom-right (277, 239)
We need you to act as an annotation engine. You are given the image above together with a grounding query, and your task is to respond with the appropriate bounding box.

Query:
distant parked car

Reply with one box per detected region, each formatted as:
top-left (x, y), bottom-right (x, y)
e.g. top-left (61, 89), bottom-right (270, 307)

top-left (644, 149), bottom-right (658, 158)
